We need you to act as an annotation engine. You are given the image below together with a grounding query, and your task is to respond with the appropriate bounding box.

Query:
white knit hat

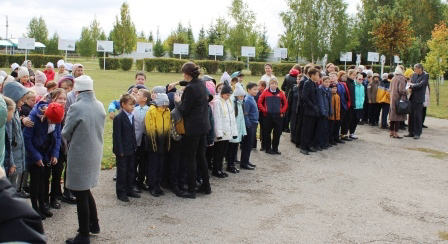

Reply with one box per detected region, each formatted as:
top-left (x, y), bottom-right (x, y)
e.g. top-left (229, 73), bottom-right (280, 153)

top-left (0, 70), bottom-right (7, 77)
top-left (365, 70), bottom-right (373, 77)
top-left (395, 66), bottom-right (404, 75)
top-left (11, 63), bottom-right (19, 71)
top-left (57, 60), bottom-right (65, 68)
top-left (18, 67), bottom-right (29, 78)
top-left (0, 76), bottom-right (4, 85)
top-left (74, 75), bottom-right (93, 92)
top-left (46, 62), bottom-right (54, 69)
top-left (65, 63), bottom-right (73, 71)
top-left (233, 83), bottom-right (246, 96)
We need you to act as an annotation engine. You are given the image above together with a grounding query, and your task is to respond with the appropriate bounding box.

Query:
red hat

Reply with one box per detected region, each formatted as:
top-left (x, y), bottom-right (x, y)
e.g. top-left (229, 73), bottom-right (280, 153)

top-left (45, 103), bottom-right (65, 124)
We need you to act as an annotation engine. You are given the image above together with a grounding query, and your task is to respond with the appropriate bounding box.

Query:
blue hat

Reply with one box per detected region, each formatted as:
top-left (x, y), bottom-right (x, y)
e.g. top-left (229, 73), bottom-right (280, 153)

top-left (231, 71), bottom-right (244, 78)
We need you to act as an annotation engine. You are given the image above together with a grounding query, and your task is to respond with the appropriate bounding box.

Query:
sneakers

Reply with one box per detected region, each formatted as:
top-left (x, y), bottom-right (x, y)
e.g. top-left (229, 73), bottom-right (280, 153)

top-left (349, 134), bottom-right (358, 140)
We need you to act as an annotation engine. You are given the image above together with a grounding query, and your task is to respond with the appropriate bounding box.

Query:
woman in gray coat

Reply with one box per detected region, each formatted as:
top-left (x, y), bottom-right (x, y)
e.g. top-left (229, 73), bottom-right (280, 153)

top-left (389, 65), bottom-right (407, 138)
top-left (62, 75), bottom-right (106, 244)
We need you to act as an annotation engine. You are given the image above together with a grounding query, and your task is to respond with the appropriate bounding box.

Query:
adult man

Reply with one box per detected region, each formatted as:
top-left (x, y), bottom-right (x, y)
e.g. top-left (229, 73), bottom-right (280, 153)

top-left (62, 75), bottom-right (106, 243)
top-left (405, 63), bottom-right (429, 140)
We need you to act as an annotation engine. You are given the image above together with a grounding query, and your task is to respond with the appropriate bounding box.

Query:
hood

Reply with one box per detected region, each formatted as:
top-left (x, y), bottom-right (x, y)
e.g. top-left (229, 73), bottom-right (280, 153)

top-left (30, 100), bottom-right (50, 118)
top-left (206, 88), bottom-right (214, 102)
top-left (289, 69), bottom-right (300, 76)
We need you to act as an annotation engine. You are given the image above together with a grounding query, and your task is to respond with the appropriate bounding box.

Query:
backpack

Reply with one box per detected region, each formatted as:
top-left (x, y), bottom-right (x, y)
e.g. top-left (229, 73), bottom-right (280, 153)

top-left (170, 108), bottom-right (185, 141)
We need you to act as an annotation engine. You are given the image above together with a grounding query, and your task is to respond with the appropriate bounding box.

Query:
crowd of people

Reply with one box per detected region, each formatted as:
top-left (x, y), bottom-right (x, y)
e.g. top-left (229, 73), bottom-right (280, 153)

top-left (0, 59), bottom-right (429, 244)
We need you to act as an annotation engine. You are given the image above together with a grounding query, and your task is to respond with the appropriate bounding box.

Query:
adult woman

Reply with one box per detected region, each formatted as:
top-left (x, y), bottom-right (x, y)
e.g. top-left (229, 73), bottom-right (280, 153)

top-left (173, 62), bottom-right (212, 199)
top-left (389, 65), bottom-right (407, 139)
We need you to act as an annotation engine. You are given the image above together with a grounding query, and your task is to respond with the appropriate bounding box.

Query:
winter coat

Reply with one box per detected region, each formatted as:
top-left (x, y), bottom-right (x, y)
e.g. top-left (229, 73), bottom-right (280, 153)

top-left (316, 85), bottom-right (332, 117)
top-left (345, 78), bottom-right (356, 108)
top-left (354, 83), bottom-right (365, 109)
top-left (298, 75), bottom-right (309, 104)
top-left (389, 74), bottom-right (408, 122)
top-left (329, 93), bottom-right (341, 121)
top-left (367, 80), bottom-right (379, 103)
top-left (61, 91), bottom-right (106, 191)
top-left (213, 96), bottom-right (238, 142)
top-left (43, 70), bottom-right (55, 83)
top-left (0, 169), bottom-right (46, 244)
top-left (230, 96), bottom-right (247, 143)
top-left (337, 82), bottom-right (350, 111)
top-left (176, 78), bottom-right (211, 136)
top-left (282, 69), bottom-right (300, 99)
top-left (206, 104), bottom-right (215, 146)
top-left (113, 110), bottom-right (137, 156)
top-left (301, 80), bottom-right (319, 117)
top-left (377, 79), bottom-right (391, 104)
top-left (0, 97), bottom-right (6, 168)
top-left (409, 72), bottom-right (430, 104)
top-left (145, 106), bottom-right (171, 153)
top-left (257, 88), bottom-right (288, 116)
top-left (20, 80), bottom-right (34, 88)
top-left (23, 101), bottom-right (62, 165)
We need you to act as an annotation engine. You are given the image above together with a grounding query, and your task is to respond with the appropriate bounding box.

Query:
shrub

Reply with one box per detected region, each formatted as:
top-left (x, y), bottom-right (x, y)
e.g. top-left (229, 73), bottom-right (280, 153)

top-left (249, 62), bottom-right (265, 76)
top-left (0, 54), bottom-right (64, 69)
top-left (249, 62), bottom-right (294, 77)
top-left (218, 61), bottom-right (245, 74)
top-left (196, 60), bottom-right (219, 74)
top-left (120, 58), bottom-right (133, 71)
top-left (136, 59), bottom-right (143, 71)
top-left (99, 58), bottom-right (120, 70)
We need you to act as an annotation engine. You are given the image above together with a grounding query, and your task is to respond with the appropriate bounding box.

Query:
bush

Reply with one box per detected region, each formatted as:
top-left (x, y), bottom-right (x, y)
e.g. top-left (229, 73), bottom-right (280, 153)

top-left (248, 62), bottom-right (265, 76)
top-left (136, 59), bottom-right (143, 71)
top-left (98, 58), bottom-right (120, 70)
top-left (120, 58), bottom-right (133, 71)
top-left (249, 62), bottom-right (294, 77)
top-left (218, 61), bottom-right (245, 74)
top-left (141, 58), bottom-right (184, 73)
top-left (0, 54), bottom-right (64, 69)
top-left (196, 60), bottom-right (219, 74)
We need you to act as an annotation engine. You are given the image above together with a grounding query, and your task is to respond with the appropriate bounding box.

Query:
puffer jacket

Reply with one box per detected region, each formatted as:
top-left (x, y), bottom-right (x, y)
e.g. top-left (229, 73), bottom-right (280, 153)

top-left (213, 96), bottom-right (238, 142)
top-left (354, 83), bottom-right (365, 109)
top-left (229, 96), bottom-right (247, 143)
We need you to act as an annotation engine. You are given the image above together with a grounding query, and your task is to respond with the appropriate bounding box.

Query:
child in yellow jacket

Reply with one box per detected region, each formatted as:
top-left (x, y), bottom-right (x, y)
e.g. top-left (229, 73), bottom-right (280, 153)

top-left (145, 93), bottom-right (170, 197)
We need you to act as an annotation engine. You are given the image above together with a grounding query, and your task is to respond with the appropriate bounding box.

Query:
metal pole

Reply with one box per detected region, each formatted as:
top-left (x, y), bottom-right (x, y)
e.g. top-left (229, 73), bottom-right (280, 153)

top-left (180, 54), bottom-right (181, 60)
top-left (5, 16), bottom-right (8, 54)
top-left (25, 49), bottom-right (27, 61)
top-left (215, 55), bottom-right (216, 61)
top-left (65, 50), bottom-right (68, 61)
top-left (247, 56), bottom-right (249, 70)
top-left (103, 52), bottom-right (106, 70)
top-left (344, 61), bottom-right (346, 71)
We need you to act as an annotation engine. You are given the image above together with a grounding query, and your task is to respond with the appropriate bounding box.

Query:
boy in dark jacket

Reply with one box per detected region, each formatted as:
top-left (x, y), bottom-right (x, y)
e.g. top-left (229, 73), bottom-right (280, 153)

top-left (287, 74), bottom-right (302, 143)
top-left (241, 82), bottom-right (259, 170)
top-left (113, 94), bottom-right (139, 202)
top-left (315, 77), bottom-right (332, 150)
top-left (300, 68), bottom-right (320, 155)
top-left (257, 78), bottom-right (288, 155)
top-left (281, 65), bottom-right (301, 132)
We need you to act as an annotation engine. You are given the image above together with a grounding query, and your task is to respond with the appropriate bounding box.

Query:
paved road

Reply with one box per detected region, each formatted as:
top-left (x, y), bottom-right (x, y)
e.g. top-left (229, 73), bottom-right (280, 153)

top-left (44, 117), bottom-right (448, 243)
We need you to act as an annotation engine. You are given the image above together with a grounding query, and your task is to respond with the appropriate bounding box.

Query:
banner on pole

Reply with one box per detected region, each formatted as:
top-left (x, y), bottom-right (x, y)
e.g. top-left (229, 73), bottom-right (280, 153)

top-left (18, 38), bottom-right (35, 50)
top-left (241, 46), bottom-right (255, 57)
top-left (137, 42), bottom-right (153, 53)
top-left (340, 52), bottom-right (352, 62)
top-left (209, 45), bottom-right (224, 56)
top-left (273, 48), bottom-right (288, 59)
top-left (173, 43), bottom-right (189, 55)
top-left (367, 52), bottom-right (379, 62)
top-left (394, 55), bottom-right (402, 64)
top-left (97, 41), bottom-right (113, 52)
top-left (58, 39), bottom-right (76, 51)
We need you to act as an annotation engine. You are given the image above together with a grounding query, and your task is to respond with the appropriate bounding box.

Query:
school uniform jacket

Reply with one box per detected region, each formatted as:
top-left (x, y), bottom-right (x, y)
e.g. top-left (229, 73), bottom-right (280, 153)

top-left (113, 110), bottom-right (137, 156)
top-left (301, 80), bottom-right (319, 117)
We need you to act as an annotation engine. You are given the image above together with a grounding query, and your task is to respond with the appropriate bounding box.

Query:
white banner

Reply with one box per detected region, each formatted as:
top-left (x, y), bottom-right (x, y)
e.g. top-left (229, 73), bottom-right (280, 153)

top-left (340, 52), bottom-right (352, 62)
top-left (209, 45), bottom-right (224, 56)
top-left (137, 42), bottom-right (153, 53)
top-left (97, 41), bottom-right (113, 52)
top-left (241, 46), bottom-right (255, 57)
top-left (58, 39), bottom-right (76, 51)
top-left (367, 52), bottom-right (379, 62)
top-left (274, 48), bottom-right (288, 59)
top-left (173, 43), bottom-right (189, 55)
top-left (18, 38), bottom-right (35, 50)
top-left (394, 55), bottom-right (402, 64)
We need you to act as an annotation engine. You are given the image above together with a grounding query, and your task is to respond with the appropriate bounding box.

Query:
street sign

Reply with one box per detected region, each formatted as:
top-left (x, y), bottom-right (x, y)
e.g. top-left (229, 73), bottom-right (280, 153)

top-left (58, 39), bottom-right (76, 51)
top-left (241, 46), bottom-right (256, 57)
top-left (340, 52), bottom-right (352, 62)
top-left (137, 42), bottom-right (153, 53)
top-left (173, 43), bottom-right (189, 55)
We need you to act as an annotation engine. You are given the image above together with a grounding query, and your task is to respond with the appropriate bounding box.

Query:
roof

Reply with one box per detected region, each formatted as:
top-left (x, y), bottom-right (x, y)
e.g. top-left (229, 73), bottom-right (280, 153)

top-left (0, 40), bottom-right (13, 46)
top-left (6, 38), bottom-right (46, 48)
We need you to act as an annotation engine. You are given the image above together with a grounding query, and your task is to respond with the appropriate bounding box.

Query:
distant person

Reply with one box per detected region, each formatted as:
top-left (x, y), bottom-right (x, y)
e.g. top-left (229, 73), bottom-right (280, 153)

top-left (43, 62), bottom-right (55, 84)
top-left (54, 60), bottom-right (69, 83)
top-left (389, 65), bottom-right (407, 139)
top-left (281, 64), bottom-right (301, 132)
top-left (405, 63), bottom-right (429, 140)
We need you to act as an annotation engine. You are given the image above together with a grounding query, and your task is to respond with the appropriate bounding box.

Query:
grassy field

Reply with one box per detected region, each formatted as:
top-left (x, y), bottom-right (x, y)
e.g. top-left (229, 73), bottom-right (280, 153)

top-left (2, 58), bottom-right (447, 168)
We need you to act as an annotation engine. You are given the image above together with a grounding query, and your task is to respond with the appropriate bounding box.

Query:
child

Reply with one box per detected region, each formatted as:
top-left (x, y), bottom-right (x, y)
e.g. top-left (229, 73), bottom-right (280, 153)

top-left (3, 82), bottom-right (29, 192)
top-left (108, 84), bottom-right (147, 120)
top-left (58, 75), bottom-right (74, 93)
top-left (205, 83), bottom-right (216, 170)
top-left (54, 60), bottom-right (68, 83)
top-left (341, 69), bottom-right (356, 140)
top-left (30, 70), bottom-right (48, 100)
top-left (300, 68), bottom-right (320, 155)
top-left (254, 80), bottom-right (266, 150)
top-left (230, 77), bottom-right (239, 91)
top-left (19, 91), bottom-right (36, 128)
top-left (377, 73), bottom-right (391, 129)
top-left (328, 83), bottom-right (341, 145)
top-left (315, 76), bottom-right (332, 149)
top-left (1, 96), bottom-right (15, 170)
top-left (241, 82), bottom-right (258, 170)
top-left (127, 72), bottom-right (148, 91)
top-left (43, 62), bottom-right (55, 83)
top-left (226, 85), bottom-right (247, 173)
top-left (367, 72), bottom-right (380, 126)
top-left (258, 77), bottom-right (288, 155)
top-left (145, 93), bottom-right (170, 197)
top-left (23, 102), bottom-right (64, 220)
top-left (132, 89), bottom-right (151, 192)
top-left (261, 64), bottom-right (276, 85)
top-left (10, 63), bottom-right (19, 78)
top-left (287, 74), bottom-right (301, 143)
top-left (212, 82), bottom-right (237, 178)
top-left (294, 64), bottom-right (314, 148)
top-left (45, 81), bottom-right (58, 93)
top-left (352, 74), bottom-right (366, 139)
top-left (18, 67), bottom-right (34, 88)
top-left (113, 94), bottom-right (139, 202)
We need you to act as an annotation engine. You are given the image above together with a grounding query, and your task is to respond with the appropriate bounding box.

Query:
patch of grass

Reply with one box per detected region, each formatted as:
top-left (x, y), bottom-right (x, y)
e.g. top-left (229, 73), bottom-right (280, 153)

top-left (427, 81), bottom-right (448, 119)
top-left (438, 231), bottom-right (448, 240)
top-left (406, 148), bottom-right (448, 160)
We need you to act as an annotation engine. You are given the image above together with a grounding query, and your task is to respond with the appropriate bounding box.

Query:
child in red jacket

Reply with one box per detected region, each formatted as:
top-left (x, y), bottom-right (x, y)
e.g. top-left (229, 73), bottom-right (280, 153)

top-left (257, 78), bottom-right (288, 155)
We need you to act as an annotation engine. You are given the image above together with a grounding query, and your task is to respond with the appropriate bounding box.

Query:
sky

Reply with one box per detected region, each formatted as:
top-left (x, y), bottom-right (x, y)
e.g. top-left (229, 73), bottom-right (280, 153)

top-left (0, 0), bottom-right (361, 48)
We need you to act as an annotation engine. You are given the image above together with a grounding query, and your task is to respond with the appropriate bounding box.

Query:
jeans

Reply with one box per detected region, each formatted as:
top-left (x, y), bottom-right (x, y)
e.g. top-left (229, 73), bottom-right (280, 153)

top-left (241, 123), bottom-right (257, 166)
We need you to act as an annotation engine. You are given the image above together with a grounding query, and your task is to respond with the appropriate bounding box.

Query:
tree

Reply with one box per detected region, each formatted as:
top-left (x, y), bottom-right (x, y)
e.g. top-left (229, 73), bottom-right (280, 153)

top-left (207, 18), bottom-right (229, 60)
top-left (424, 22), bottom-right (448, 106)
top-left (109, 2), bottom-right (137, 54)
top-left (148, 31), bottom-right (154, 42)
top-left (46, 32), bottom-right (60, 55)
top-left (195, 27), bottom-right (208, 60)
top-left (77, 16), bottom-right (107, 57)
top-left (137, 31), bottom-right (147, 42)
top-left (372, 3), bottom-right (414, 71)
top-left (226, 0), bottom-right (256, 60)
top-left (26, 16), bottom-right (48, 44)
top-left (153, 38), bottom-right (165, 57)
top-left (256, 25), bottom-right (270, 62)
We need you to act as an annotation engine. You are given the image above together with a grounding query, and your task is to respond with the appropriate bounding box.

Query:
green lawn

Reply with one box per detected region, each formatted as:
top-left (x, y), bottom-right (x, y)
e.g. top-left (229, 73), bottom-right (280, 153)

top-left (2, 58), bottom-right (447, 168)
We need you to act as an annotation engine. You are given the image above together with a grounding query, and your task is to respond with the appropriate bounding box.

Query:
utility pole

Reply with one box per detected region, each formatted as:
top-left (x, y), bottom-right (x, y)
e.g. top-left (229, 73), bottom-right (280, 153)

top-left (156, 26), bottom-right (159, 41)
top-left (5, 16), bottom-right (8, 54)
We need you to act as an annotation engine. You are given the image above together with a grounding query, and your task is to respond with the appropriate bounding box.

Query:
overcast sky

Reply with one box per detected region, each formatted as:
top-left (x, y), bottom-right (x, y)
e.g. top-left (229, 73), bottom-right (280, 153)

top-left (0, 0), bottom-right (361, 47)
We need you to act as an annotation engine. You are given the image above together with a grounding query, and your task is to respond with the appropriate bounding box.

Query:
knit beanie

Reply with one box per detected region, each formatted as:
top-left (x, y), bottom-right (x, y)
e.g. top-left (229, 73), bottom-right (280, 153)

top-left (11, 63), bottom-right (19, 71)
top-left (0, 76), bottom-right (4, 85)
top-left (154, 93), bottom-right (169, 107)
top-left (18, 67), bottom-right (29, 78)
top-left (72, 64), bottom-right (83, 77)
top-left (395, 66), bottom-right (404, 75)
top-left (221, 82), bottom-right (232, 95)
top-left (2, 76), bottom-right (15, 87)
top-left (0, 70), bottom-right (7, 77)
top-left (46, 62), bottom-right (54, 69)
top-left (202, 75), bottom-right (216, 84)
top-left (233, 83), bottom-right (246, 96)
top-left (34, 70), bottom-right (47, 85)
top-left (231, 71), bottom-right (244, 78)
top-left (205, 81), bottom-right (216, 96)
top-left (3, 81), bottom-right (29, 103)
top-left (57, 60), bottom-right (65, 68)
top-left (74, 75), bottom-right (93, 92)
top-left (365, 70), bottom-right (373, 77)
top-left (58, 75), bottom-right (74, 87)
top-left (152, 86), bottom-right (166, 94)
top-left (65, 63), bottom-right (73, 72)
top-left (45, 102), bottom-right (65, 124)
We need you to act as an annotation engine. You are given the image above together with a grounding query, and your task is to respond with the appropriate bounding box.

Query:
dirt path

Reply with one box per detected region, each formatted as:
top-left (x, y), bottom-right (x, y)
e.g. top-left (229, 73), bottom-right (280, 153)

top-left (44, 117), bottom-right (448, 243)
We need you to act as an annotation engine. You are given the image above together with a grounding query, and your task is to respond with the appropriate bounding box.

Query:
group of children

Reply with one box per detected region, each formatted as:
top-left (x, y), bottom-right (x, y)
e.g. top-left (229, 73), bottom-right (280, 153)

top-left (0, 60), bottom-right (85, 220)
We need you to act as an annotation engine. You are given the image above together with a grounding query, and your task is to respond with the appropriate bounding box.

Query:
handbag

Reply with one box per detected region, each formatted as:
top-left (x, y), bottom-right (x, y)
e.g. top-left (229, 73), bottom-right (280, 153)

top-left (170, 108), bottom-right (186, 141)
top-left (395, 95), bottom-right (411, 115)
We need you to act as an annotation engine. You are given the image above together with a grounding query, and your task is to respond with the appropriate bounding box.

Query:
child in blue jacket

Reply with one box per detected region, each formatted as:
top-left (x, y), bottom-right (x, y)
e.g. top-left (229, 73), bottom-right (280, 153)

top-left (315, 77), bottom-right (332, 150)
